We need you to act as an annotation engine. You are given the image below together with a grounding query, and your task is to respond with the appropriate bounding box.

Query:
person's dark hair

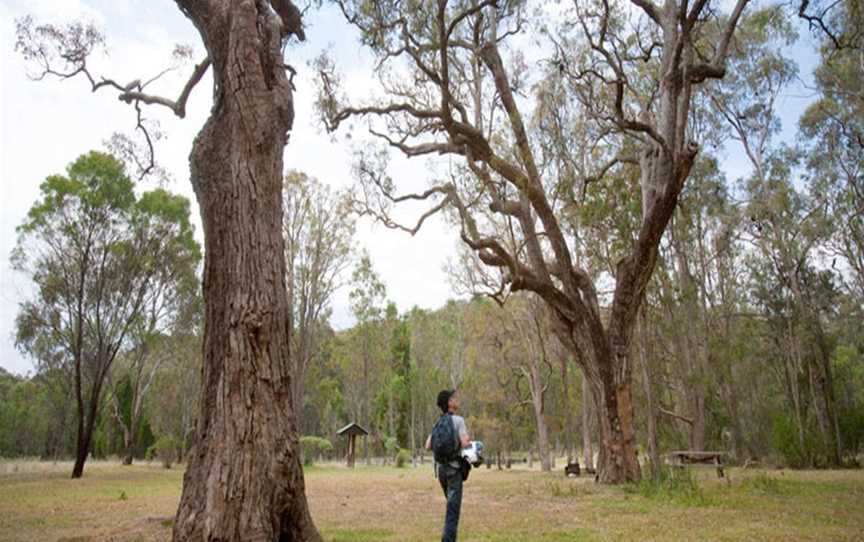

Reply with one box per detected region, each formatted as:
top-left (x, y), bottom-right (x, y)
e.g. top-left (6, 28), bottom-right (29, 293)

top-left (437, 389), bottom-right (455, 413)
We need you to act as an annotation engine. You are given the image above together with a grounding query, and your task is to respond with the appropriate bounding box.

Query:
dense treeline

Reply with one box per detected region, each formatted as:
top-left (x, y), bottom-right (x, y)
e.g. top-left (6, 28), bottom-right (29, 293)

top-left (3, 0), bottom-right (861, 483)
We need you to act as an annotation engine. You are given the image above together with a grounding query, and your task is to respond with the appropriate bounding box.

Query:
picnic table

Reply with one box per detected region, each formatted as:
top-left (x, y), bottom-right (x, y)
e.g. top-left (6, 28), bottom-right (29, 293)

top-left (667, 450), bottom-right (726, 478)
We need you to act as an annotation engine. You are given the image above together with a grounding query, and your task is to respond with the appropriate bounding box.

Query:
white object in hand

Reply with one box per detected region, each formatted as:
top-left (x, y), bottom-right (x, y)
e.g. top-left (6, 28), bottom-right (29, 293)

top-left (461, 440), bottom-right (485, 466)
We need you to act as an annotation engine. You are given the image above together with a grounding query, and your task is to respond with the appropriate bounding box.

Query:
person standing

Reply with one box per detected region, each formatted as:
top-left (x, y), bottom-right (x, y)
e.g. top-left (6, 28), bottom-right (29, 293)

top-left (426, 389), bottom-right (470, 542)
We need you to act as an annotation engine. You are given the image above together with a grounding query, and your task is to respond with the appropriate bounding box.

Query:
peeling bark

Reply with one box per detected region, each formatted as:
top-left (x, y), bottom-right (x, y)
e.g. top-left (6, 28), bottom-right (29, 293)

top-left (172, 1), bottom-right (320, 540)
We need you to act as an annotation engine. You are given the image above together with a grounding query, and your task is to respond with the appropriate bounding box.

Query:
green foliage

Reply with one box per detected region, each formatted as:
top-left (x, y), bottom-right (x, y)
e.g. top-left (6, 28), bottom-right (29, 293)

top-left (624, 468), bottom-right (712, 507)
top-left (16, 151), bottom-right (135, 236)
top-left (147, 436), bottom-right (179, 469)
top-left (0, 370), bottom-right (56, 458)
top-left (833, 345), bottom-right (864, 458)
top-left (382, 436), bottom-right (399, 458)
top-left (772, 414), bottom-right (821, 468)
top-left (300, 436), bottom-right (333, 466)
top-left (349, 252), bottom-right (386, 324)
top-left (10, 151), bottom-right (201, 472)
top-left (395, 448), bottom-right (410, 468)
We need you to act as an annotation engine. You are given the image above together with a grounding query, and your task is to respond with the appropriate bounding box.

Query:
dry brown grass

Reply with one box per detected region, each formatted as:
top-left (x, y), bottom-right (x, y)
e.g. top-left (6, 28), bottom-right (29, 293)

top-left (1, 460), bottom-right (863, 541)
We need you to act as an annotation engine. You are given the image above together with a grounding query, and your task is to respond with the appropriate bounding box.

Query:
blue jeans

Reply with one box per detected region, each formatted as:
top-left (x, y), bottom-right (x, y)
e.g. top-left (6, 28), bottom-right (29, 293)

top-left (437, 463), bottom-right (463, 542)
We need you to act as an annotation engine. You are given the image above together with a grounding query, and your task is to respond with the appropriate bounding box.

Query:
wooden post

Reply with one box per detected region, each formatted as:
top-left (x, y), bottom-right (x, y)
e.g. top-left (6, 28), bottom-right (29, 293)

top-left (347, 435), bottom-right (355, 468)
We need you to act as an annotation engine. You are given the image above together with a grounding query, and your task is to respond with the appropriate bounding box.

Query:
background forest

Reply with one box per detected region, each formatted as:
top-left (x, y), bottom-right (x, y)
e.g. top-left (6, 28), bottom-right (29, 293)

top-left (1, 0), bottom-right (862, 480)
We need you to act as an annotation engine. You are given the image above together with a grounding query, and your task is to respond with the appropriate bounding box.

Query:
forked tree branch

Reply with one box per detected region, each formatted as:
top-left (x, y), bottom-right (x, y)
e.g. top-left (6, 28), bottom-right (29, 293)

top-left (15, 16), bottom-right (212, 179)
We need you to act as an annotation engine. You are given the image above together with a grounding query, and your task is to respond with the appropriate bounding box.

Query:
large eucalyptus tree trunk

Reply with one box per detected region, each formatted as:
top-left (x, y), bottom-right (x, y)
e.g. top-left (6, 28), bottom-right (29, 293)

top-left (172, 1), bottom-right (320, 540)
top-left (592, 351), bottom-right (641, 483)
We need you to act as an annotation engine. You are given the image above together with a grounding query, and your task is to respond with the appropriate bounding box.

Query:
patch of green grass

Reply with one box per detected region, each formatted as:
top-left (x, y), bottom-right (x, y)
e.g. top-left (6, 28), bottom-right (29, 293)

top-left (740, 472), bottom-right (786, 496)
top-left (543, 479), bottom-right (594, 498)
top-left (3, 462), bottom-right (864, 541)
top-left (323, 527), bottom-right (396, 541)
top-left (465, 528), bottom-right (598, 542)
top-left (624, 468), bottom-right (713, 507)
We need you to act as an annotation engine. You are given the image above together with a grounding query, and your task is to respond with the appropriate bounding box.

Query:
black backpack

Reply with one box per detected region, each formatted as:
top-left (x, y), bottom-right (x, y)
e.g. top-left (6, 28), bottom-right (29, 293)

top-left (431, 413), bottom-right (460, 464)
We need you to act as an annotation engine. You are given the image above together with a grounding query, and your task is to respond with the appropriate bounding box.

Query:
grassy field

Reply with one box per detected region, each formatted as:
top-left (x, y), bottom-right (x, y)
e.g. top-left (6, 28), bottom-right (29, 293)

top-left (1, 460), bottom-right (863, 541)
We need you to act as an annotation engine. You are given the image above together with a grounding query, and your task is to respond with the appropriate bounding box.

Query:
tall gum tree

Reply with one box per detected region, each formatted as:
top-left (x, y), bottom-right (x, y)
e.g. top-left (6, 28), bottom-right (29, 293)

top-left (711, 8), bottom-right (843, 465)
top-left (13, 152), bottom-right (201, 479)
top-left (320, 0), bottom-right (750, 482)
top-left (283, 171), bottom-right (355, 424)
top-left (15, 1), bottom-right (321, 539)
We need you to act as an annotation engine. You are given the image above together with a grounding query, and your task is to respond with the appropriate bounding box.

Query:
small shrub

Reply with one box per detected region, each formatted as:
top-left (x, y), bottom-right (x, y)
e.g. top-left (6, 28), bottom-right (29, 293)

top-left (147, 436), bottom-right (179, 469)
top-left (118, 490), bottom-right (128, 501)
top-left (300, 436), bottom-right (320, 466)
top-left (772, 414), bottom-right (821, 468)
top-left (300, 436), bottom-right (333, 466)
top-left (396, 448), bottom-right (411, 468)
top-left (625, 467), bottom-right (712, 507)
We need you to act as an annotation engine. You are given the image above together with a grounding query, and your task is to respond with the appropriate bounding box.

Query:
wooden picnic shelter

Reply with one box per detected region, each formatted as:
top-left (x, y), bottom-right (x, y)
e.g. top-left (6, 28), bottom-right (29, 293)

top-left (337, 422), bottom-right (369, 468)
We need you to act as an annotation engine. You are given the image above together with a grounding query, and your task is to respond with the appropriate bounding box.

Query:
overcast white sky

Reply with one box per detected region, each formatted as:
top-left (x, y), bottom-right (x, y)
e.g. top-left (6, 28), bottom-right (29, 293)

top-left (0, 0), bottom-right (461, 375)
top-left (0, 1), bottom-right (820, 376)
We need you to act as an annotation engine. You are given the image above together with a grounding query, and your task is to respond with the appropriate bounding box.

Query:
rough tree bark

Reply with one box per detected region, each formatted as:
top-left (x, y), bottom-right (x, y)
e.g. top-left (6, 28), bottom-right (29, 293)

top-left (172, 1), bottom-right (321, 540)
top-left (72, 377), bottom-right (105, 478)
top-left (16, 0), bottom-right (320, 531)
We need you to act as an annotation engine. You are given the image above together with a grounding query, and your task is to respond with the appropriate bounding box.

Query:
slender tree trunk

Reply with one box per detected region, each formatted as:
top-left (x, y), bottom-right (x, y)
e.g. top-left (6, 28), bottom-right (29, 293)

top-left (72, 379), bottom-right (86, 478)
top-left (172, 3), bottom-right (320, 541)
top-left (716, 259), bottom-right (748, 462)
top-left (43, 399), bottom-right (68, 460)
top-left (529, 369), bottom-right (552, 472)
top-left (363, 338), bottom-right (371, 466)
top-left (72, 378), bottom-right (103, 478)
top-left (812, 318), bottom-right (842, 465)
top-left (534, 416), bottom-right (551, 472)
top-left (560, 357), bottom-right (576, 463)
top-left (581, 375), bottom-right (594, 472)
top-left (719, 367), bottom-right (746, 462)
top-left (71, 416), bottom-right (93, 479)
top-left (122, 429), bottom-right (134, 465)
top-left (637, 309), bottom-right (661, 479)
top-left (410, 389), bottom-right (417, 467)
top-left (71, 320), bottom-right (87, 478)
top-left (112, 390), bottom-right (139, 466)
top-left (673, 237), bottom-right (707, 451)
top-left (786, 316), bottom-right (808, 462)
